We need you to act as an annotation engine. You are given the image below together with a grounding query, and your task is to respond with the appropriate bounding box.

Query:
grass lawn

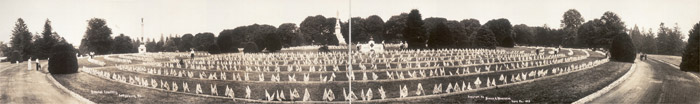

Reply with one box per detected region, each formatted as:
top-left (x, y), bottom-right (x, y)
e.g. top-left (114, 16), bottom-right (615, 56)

top-left (647, 54), bottom-right (681, 66)
top-left (403, 61), bottom-right (633, 103)
top-left (52, 72), bottom-right (240, 103)
top-left (55, 48), bottom-right (629, 103)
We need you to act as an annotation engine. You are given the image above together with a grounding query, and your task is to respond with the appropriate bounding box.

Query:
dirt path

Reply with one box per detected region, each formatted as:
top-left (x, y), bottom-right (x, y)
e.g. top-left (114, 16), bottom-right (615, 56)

top-left (591, 59), bottom-right (700, 103)
top-left (0, 62), bottom-right (86, 104)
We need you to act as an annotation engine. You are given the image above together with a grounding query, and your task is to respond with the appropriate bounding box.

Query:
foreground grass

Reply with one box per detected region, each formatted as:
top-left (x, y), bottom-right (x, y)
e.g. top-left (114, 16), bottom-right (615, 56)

top-left (57, 49), bottom-right (622, 103)
top-left (647, 54), bottom-right (682, 66)
top-left (404, 61), bottom-right (632, 103)
top-left (52, 72), bottom-right (239, 103)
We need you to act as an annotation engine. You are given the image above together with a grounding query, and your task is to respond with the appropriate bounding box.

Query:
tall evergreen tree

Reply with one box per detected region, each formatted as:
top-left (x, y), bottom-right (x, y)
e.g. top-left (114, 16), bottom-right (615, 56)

top-left (681, 22), bottom-right (700, 72)
top-left (35, 19), bottom-right (57, 59)
top-left (10, 18), bottom-right (33, 62)
top-left (404, 9), bottom-right (428, 49)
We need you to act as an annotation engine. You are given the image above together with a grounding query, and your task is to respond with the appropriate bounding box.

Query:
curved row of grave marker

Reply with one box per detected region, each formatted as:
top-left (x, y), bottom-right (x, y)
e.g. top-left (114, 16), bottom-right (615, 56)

top-left (103, 56), bottom-right (132, 63)
top-left (87, 58), bottom-right (106, 66)
top-left (184, 49), bottom-right (529, 67)
top-left (154, 49), bottom-right (564, 73)
top-left (81, 51), bottom-right (606, 102)
top-left (114, 51), bottom-right (587, 84)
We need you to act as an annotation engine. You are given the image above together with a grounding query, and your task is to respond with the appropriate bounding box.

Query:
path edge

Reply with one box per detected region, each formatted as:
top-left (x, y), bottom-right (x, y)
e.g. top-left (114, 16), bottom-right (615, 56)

top-left (572, 62), bottom-right (637, 104)
top-left (649, 58), bottom-right (700, 86)
top-left (46, 73), bottom-right (96, 104)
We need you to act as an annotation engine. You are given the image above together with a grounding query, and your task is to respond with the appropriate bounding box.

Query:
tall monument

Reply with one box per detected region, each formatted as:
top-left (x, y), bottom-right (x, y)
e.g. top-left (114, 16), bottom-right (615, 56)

top-left (138, 18), bottom-right (147, 54)
top-left (335, 11), bottom-right (347, 45)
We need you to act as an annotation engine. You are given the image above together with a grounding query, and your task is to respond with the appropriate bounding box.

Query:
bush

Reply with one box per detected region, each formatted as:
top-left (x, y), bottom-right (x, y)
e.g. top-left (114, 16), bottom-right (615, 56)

top-left (610, 34), bottom-right (636, 62)
top-left (680, 22), bottom-right (699, 72)
top-left (48, 43), bottom-right (78, 74)
top-left (244, 42), bottom-right (260, 53)
top-left (318, 45), bottom-right (330, 52)
top-left (471, 28), bottom-right (497, 49)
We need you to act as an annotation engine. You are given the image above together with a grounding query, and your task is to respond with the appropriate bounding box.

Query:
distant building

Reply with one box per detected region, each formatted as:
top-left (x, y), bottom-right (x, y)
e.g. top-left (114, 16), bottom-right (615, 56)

top-left (356, 37), bottom-right (384, 53)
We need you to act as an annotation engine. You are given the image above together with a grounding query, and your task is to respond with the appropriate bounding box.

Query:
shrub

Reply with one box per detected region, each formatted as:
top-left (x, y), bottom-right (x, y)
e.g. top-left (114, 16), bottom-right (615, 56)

top-left (680, 22), bottom-right (699, 72)
top-left (48, 43), bottom-right (78, 74)
top-left (609, 33), bottom-right (636, 62)
top-left (318, 45), bottom-right (330, 52)
top-left (244, 42), bottom-right (260, 53)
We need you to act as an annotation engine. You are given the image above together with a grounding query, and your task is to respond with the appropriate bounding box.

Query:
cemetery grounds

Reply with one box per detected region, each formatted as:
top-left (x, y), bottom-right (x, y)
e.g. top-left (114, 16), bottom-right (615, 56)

top-left (52, 46), bottom-right (633, 103)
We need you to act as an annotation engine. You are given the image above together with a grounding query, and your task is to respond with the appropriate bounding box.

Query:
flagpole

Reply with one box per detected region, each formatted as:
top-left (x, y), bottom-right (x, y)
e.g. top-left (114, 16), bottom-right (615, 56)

top-left (347, 0), bottom-right (353, 103)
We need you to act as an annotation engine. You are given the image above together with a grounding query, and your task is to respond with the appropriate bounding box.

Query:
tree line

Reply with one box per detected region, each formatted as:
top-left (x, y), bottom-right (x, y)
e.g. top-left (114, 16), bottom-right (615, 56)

top-left (1, 18), bottom-right (73, 62)
top-left (3, 9), bottom-right (698, 67)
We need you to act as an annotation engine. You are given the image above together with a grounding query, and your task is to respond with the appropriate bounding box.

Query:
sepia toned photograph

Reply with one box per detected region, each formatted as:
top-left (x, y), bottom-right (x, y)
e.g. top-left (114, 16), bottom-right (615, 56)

top-left (1, 0), bottom-right (699, 103)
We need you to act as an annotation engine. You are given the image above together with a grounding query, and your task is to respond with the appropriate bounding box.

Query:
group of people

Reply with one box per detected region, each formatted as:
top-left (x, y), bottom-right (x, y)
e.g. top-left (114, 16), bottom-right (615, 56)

top-left (639, 53), bottom-right (648, 60)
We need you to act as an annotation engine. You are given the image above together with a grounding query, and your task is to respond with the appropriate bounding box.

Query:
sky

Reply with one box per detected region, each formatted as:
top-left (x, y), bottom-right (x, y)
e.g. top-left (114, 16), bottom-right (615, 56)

top-left (1, 0), bottom-right (699, 46)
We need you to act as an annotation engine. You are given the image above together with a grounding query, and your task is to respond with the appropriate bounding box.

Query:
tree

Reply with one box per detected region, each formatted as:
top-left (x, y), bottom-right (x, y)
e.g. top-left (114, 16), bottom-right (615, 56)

top-left (145, 38), bottom-right (157, 52)
top-left (404, 9), bottom-right (428, 49)
top-left (483, 18), bottom-right (514, 47)
top-left (577, 19), bottom-right (604, 48)
top-left (364, 15), bottom-right (385, 42)
top-left (265, 33), bottom-right (282, 52)
top-left (638, 28), bottom-right (658, 54)
top-left (443, 21), bottom-right (469, 48)
top-left (341, 17), bottom-right (370, 43)
top-left (244, 42), bottom-right (260, 53)
top-left (561, 9), bottom-right (585, 47)
top-left (502, 36), bottom-right (515, 47)
top-left (656, 23), bottom-right (685, 55)
top-left (48, 42), bottom-right (78, 74)
top-left (423, 17), bottom-right (448, 38)
top-left (300, 15), bottom-right (336, 45)
top-left (577, 11), bottom-right (627, 50)
top-left (80, 18), bottom-right (113, 55)
top-left (9, 18), bottom-right (33, 62)
top-left (513, 24), bottom-right (534, 45)
top-left (629, 25), bottom-right (644, 52)
top-left (217, 29), bottom-right (239, 53)
top-left (278, 23), bottom-right (299, 47)
top-left (179, 34), bottom-right (194, 52)
top-left (34, 19), bottom-right (58, 59)
top-left (680, 22), bottom-right (700, 72)
top-left (155, 35), bottom-right (165, 52)
top-left (192, 32), bottom-right (217, 52)
top-left (428, 23), bottom-right (454, 49)
top-left (597, 11), bottom-right (626, 49)
top-left (471, 27), bottom-right (497, 49)
top-left (324, 18), bottom-right (339, 45)
top-left (162, 36), bottom-right (179, 52)
top-left (610, 33), bottom-right (636, 62)
top-left (112, 34), bottom-right (134, 53)
top-left (131, 37), bottom-right (141, 52)
top-left (384, 13), bottom-right (408, 43)
top-left (0, 41), bottom-right (8, 58)
top-left (460, 18), bottom-right (481, 35)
